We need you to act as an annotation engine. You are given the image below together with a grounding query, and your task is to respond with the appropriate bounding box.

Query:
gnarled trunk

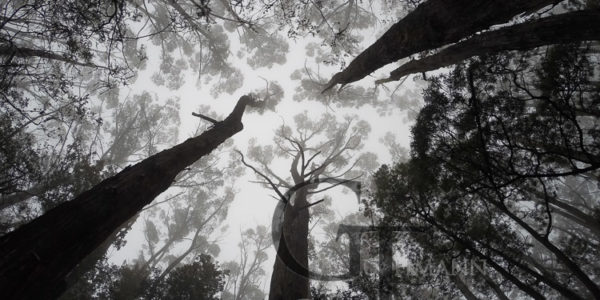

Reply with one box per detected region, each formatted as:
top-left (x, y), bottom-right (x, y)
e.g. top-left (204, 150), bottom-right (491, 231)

top-left (268, 188), bottom-right (310, 300)
top-left (0, 96), bottom-right (252, 300)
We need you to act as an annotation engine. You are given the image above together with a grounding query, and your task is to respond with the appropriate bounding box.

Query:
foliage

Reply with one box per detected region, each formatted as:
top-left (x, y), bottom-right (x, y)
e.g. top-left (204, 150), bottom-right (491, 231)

top-left (370, 43), bottom-right (600, 299)
top-left (0, 114), bottom-right (41, 196)
top-left (3, 0), bottom-right (595, 298)
top-left (149, 254), bottom-right (226, 300)
top-left (61, 255), bottom-right (226, 300)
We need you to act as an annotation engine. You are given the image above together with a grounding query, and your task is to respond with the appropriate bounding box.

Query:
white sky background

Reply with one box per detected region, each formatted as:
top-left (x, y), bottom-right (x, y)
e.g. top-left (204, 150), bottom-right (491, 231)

top-left (107, 6), bottom-right (424, 292)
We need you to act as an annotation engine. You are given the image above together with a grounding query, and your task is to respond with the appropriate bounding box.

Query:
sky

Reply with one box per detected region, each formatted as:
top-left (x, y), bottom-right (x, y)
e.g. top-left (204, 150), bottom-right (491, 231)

top-left (106, 4), bottom-right (425, 292)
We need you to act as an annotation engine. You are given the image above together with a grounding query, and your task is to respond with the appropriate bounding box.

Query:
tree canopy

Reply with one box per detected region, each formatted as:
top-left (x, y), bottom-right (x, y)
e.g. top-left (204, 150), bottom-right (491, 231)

top-left (370, 43), bottom-right (600, 299)
top-left (1, 0), bottom-right (599, 299)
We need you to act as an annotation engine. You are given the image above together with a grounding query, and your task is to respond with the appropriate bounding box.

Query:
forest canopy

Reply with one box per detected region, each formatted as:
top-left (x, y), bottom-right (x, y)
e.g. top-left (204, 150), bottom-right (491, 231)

top-left (1, 0), bottom-right (599, 299)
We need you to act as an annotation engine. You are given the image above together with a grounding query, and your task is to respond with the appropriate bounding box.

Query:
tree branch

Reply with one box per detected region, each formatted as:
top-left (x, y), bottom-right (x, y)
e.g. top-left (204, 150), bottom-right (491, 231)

top-left (323, 0), bottom-right (559, 91)
top-left (236, 150), bottom-right (287, 203)
top-left (192, 112), bottom-right (219, 124)
top-left (377, 10), bottom-right (600, 83)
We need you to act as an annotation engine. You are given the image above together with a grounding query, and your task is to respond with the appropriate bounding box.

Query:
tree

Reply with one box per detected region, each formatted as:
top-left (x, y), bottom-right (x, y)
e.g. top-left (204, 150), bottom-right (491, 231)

top-left (60, 254), bottom-right (226, 300)
top-left (272, 0), bottom-right (380, 63)
top-left (1, 0), bottom-right (136, 149)
top-left (62, 162), bottom-right (238, 298)
top-left (240, 111), bottom-right (375, 299)
top-left (376, 9), bottom-right (600, 84)
top-left (370, 43), bottom-right (600, 299)
top-left (323, 0), bottom-right (567, 91)
top-left (0, 1), bottom-right (290, 225)
top-left (0, 90), bottom-right (180, 214)
top-left (148, 254), bottom-right (227, 300)
top-left (0, 95), bottom-right (255, 299)
top-left (309, 210), bottom-right (380, 299)
top-left (0, 0), bottom-right (300, 113)
top-left (143, 190), bottom-right (234, 285)
top-left (0, 89), bottom-right (184, 294)
top-left (222, 225), bottom-right (270, 300)
top-left (0, 115), bottom-right (42, 207)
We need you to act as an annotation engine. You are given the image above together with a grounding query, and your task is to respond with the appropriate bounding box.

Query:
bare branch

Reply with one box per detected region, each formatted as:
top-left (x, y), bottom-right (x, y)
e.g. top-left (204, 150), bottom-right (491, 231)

top-left (236, 150), bottom-right (287, 203)
top-left (192, 112), bottom-right (219, 124)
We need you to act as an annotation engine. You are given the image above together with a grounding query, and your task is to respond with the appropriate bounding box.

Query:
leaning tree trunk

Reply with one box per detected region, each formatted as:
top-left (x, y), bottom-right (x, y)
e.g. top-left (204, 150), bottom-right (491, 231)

top-left (378, 10), bottom-right (600, 83)
top-left (0, 96), bottom-right (253, 300)
top-left (268, 187), bottom-right (310, 300)
top-left (61, 213), bottom-right (139, 297)
top-left (323, 0), bottom-right (560, 91)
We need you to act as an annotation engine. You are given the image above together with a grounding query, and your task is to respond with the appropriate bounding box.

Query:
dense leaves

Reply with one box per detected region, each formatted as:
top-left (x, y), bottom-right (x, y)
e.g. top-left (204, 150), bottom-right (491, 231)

top-left (2, 0), bottom-right (598, 299)
top-left (61, 254), bottom-right (226, 300)
top-left (371, 43), bottom-right (600, 299)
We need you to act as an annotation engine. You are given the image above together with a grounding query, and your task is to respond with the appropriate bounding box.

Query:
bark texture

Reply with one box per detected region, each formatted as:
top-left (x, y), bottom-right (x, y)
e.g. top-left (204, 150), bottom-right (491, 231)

top-left (323, 0), bottom-right (560, 91)
top-left (0, 96), bottom-right (252, 300)
top-left (61, 214), bottom-right (138, 295)
top-left (268, 187), bottom-right (310, 300)
top-left (378, 10), bottom-right (600, 83)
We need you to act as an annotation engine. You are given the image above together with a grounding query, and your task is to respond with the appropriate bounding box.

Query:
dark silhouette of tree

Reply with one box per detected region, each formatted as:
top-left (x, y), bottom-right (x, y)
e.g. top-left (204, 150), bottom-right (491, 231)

top-left (0, 91), bottom-right (180, 213)
top-left (376, 10), bottom-right (600, 84)
top-left (371, 44), bottom-right (600, 299)
top-left (60, 254), bottom-right (226, 300)
top-left (240, 112), bottom-right (374, 299)
top-left (0, 115), bottom-right (42, 204)
top-left (323, 0), bottom-right (562, 91)
top-left (0, 95), bottom-right (255, 299)
top-left (148, 254), bottom-right (226, 300)
top-left (0, 2), bottom-right (289, 211)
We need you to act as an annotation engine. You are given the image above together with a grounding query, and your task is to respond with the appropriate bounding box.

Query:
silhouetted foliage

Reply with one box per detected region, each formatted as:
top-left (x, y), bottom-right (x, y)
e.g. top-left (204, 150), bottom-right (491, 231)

top-left (61, 254), bottom-right (226, 300)
top-left (370, 43), bottom-right (600, 299)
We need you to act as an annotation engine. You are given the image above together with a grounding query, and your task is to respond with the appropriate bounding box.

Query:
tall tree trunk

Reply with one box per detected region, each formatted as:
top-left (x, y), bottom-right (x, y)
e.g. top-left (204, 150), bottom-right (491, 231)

top-left (268, 188), bottom-right (310, 300)
top-left (0, 96), bottom-right (253, 300)
top-left (60, 213), bottom-right (139, 297)
top-left (378, 10), bottom-right (600, 83)
top-left (323, 0), bottom-right (559, 91)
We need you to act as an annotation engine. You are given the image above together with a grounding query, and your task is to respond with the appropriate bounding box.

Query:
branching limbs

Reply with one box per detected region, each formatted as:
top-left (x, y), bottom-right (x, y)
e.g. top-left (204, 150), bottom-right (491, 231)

top-left (236, 150), bottom-right (287, 203)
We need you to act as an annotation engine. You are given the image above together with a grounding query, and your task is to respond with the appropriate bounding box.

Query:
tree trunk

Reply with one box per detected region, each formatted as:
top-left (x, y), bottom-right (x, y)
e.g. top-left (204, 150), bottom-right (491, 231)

top-left (378, 10), bottom-right (600, 83)
top-left (0, 96), bottom-right (252, 300)
top-left (60, 213), bottom-right (138, 297)
top-left (323, 0), bottom-right (559, 91)
top-left (268, 188), bottom-right (310, 300)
